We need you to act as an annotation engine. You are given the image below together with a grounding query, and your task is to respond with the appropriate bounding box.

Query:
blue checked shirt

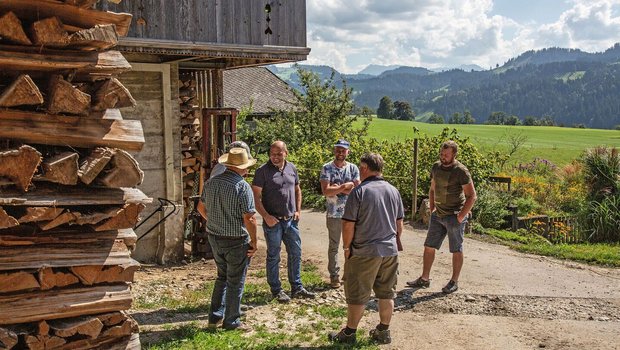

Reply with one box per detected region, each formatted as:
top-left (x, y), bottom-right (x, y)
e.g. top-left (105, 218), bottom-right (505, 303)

top-left (201, 169), bottom-right (256, 237)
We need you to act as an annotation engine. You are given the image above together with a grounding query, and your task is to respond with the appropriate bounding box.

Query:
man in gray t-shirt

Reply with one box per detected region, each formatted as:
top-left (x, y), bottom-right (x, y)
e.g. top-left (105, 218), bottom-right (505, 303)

top-left (329, 153), bottom-right (404, 345)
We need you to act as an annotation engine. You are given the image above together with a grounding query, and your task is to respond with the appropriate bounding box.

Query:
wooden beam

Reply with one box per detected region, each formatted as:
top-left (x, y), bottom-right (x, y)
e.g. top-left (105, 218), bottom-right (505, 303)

top-left (0, 74), bottom-right (44, 107)
top-left (0, 1), bottom-right (133, 36)
top-left (0, 284), bottom-right (133, 325)
top-left (0, 186), bottom-right (151, 206)
top-left (0, 47), bottom-right (131, 76)
top-left (0, 109), bottom-right (145, 151)
top-left (0, 240), bottom-right (132, 271)
top-left (0, 227), bottom-right (135, 247)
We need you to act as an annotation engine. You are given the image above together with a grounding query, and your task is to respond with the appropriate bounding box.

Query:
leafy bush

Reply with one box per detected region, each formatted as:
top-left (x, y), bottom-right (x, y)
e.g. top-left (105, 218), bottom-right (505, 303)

top-left (582, 194), bottom-right (620, 243)
top-left (471, 184), bottom-right (511, 229)
top-left (581, 147), bottom-right (620, 202)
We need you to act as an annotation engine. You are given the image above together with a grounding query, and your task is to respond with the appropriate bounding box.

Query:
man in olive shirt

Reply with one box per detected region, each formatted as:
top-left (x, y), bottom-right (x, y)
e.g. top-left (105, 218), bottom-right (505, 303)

top-left (407, 141), bottom-right (477, 294)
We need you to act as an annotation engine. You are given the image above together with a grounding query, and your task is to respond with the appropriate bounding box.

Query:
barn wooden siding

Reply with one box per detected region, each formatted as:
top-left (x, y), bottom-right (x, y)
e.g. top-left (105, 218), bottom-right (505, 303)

top-left (100, 0), bottom-right (307, 48)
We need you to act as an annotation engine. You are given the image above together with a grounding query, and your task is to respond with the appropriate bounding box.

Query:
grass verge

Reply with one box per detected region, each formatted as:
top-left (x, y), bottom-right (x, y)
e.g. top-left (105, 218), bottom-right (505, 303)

top-left (475, 228), bottom-right (620, 267)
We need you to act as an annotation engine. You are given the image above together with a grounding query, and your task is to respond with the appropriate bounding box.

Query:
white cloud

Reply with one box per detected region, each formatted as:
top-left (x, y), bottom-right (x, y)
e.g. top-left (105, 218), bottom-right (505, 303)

top-left (305, 0), bottom-right (620, 73)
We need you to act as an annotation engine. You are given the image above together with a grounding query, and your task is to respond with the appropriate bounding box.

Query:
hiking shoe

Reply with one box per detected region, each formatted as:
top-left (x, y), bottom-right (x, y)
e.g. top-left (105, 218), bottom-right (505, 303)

top-left (273, 290), bottom-right (291, 303)
top-left (292, 287), bottom-right (316, 299)
top-left (406, 277), bottom-right (430, 289)
top-left (328, 328), bottom-right (356, 344)
top-left (330, 276), bottom-right (341, 289)
top-left (223, 323), bottom-right (250, 332)
top-left (442, 280), bottom-right (459, 294)
top-left (369, 328), bottom-right (392, 344)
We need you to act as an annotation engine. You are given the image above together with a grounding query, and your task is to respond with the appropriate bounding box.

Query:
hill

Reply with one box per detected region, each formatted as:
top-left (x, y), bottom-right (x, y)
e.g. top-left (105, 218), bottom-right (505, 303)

top-left (271, 44), bottom-right (620, 129)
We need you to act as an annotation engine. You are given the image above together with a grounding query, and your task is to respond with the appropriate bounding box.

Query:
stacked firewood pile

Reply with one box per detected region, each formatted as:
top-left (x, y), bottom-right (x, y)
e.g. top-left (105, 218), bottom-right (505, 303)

top-left (178, 73), bottom-right (202, 206)
top-left (0, 1), bottom-right (148, 349)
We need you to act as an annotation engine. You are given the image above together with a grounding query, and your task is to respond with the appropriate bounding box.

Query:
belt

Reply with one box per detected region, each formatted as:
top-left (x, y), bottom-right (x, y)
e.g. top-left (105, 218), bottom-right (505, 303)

top-left (276, 216), bottom-right (292, 221)
top-left (209, 234), bottom-right (247, 240)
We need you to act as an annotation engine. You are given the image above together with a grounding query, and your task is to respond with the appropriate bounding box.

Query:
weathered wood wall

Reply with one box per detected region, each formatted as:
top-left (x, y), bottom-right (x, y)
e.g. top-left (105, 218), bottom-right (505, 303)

top-left (117, 63), bottom-right (184, 263)
top-left (100, 0), bottom-right (307, 47)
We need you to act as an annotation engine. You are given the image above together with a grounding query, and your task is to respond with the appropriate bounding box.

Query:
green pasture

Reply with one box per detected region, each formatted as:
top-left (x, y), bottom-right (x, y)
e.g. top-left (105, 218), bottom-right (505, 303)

top-left (357, 118), bottom-right (620, 166)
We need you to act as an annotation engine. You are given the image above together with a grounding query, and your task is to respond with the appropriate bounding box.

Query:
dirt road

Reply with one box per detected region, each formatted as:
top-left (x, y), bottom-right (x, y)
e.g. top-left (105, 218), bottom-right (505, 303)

top-left (133, 209), bottom-right (620, 349)
top-left (295, 210), bottom-right (620, 349)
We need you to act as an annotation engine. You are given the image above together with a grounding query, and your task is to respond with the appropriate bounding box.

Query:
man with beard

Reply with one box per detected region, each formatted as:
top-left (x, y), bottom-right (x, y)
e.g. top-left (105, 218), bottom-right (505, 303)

top-left (320, 139), bottom-right (360, 288)
top-left (407, 140), bottom-right (477, 294)
top-left (252, 140), bottom-right (315, 303)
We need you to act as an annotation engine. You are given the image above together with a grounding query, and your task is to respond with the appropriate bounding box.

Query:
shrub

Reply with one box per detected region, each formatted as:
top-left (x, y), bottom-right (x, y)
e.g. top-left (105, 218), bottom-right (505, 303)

top-left (471, 184), bottom-right (511, 229)
top-left (581, 147), bottom-right (620, 202)
top-left (582, 194), bottom-right (620, 243)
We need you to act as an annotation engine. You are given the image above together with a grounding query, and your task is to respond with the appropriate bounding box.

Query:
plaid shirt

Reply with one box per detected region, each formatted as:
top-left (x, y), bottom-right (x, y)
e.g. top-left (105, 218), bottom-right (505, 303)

top-left (202, 169), bottom-right (256, 237)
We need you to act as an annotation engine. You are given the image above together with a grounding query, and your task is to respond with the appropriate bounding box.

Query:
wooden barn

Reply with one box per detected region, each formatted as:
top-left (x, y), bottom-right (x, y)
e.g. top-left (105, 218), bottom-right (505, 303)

top-left (98, 0), bottom-right (310, 264)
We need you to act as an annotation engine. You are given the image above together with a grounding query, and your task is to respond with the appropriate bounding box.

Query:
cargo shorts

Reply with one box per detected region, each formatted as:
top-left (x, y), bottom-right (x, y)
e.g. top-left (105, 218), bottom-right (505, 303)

top-left (424, 212), bottom-right (467, 253)
top-left (343, 255), bottom-right (398, 305)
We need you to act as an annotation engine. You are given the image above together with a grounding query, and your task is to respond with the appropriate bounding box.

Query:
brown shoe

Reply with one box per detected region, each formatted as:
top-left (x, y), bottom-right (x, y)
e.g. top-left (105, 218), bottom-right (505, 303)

top-left (330, 276), bottom-right (341, 289)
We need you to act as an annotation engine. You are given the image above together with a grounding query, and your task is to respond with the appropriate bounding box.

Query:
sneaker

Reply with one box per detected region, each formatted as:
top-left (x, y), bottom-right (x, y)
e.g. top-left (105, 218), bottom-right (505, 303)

top-left (442, 280), bottom-right (458, 294)
top-left (291, 287), bottom-right (316, 299)
top-left (223, 323), bottom-right (250, 332)
top-left (273, 290), bottom-right (291, 303)
top-left (328, 328), bottom-right (356, 344)
top-left (369, 328), bottom-right (392, 344)
top-left (406, 277), bottom-right (430, 289)
top-left (330, 276), bottom-right (341, 289)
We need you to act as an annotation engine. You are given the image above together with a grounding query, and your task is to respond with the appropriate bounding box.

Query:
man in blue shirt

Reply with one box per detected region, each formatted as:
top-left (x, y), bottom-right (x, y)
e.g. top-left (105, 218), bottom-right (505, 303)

top-left (197, 147), bottom-right (257, 331)
top-left (320, 139), bottom-right (360, 288)
top-left (252, 140), bottom-right (315, 303)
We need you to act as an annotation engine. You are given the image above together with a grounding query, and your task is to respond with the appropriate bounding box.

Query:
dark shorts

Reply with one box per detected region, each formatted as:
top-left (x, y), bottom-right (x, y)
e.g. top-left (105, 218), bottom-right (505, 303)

top-left (343, 255), bottom-right (398, 305)
top-left (424, 212), bottom-right (466, 253)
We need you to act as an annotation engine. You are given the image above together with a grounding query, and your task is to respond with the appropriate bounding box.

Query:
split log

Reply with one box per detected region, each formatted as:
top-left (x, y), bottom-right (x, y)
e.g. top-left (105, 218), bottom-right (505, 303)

top-left (39, 211), bottom-right (80, 231)
top-left (0, 207), bottom-right (18, 229)
top-left (0, 284), bottom-right (133, 325)
top-left (36, 152), bottom-right (79, 185)
top-left (68, 24), bottom-right (118, 51)
top-left (64, 0), bottom-right (98, 8)
top-left (73, 207), bottom-right (119, 225)
top-left (0, 1), bottom-right (133, 36)
top-left (72, 260), bottom-right (139, 286)
top-left (0, 109), bottom-right (145, 151)
top-left (0, 186), bottom-right (151, 207)
top-left (94, 203), bottom-right (145, 231)
top-left (0, 11), bottom-right (31, 45)
top-left (0, 326), bottom-right (18, 349)
top-left (49, 316), bottom-right (103, 339)
top-left (0, 74), bottom-right (43, 107)
top-left (39, 267), bottom-right (79, 290)
top-left (78, 147), bottom-right (114, 185)
top-left (30, 17), bottom-right (69, 47)
top-left (182, 157), bottom-right (197, 167)
top-left (92, 77), bottom-right (136, 111)
top-left (18, 207), bottom-right (64, 223)
top-left (96, 150), bottom-right (144, 188)
top-left (0, 271), bottom-right (39, 294)
top-left (47, 75), bottom-right (91, 116)
top-left (101, 319), bottom-right (134, 338)
top-left (0, 145), bottom-right (41, 192)
top-left (97, 312), bottom-right (127, 327)
top-left (61, 331), bottom-right (140, 350)
top-left (0, 48), bottom-right (131, 76)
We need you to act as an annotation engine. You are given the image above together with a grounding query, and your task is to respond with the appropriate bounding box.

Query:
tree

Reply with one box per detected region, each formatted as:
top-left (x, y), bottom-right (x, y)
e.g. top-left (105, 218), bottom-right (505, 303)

top-left (427, 113), bottom-right (445, 124)
top-left (523, 116), bottom-right (536, 126)
top-left (377, 96), bottom-right (394, 119)
top-left (393, 100), bottom-right (415, 120)
top-left (247, 66), bottom-right (368, 152)
top-left (448, 112), bottom-right (462, 124)
top-left (486, 111), bottom-right (508, 125)
top-left (463, 110), bottom-right (476, 124)
top-left (504, 115), bottom-right (521, 125)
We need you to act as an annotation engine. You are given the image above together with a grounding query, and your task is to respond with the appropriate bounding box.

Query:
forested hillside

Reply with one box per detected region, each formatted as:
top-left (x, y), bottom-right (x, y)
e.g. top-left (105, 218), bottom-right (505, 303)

top-left (271, 44), bottom-right (620, 128)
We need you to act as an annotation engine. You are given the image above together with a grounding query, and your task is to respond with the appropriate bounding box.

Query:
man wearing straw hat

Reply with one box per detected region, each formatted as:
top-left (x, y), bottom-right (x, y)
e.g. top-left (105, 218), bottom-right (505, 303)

top-left (197, 147), bottom-right (257, 331)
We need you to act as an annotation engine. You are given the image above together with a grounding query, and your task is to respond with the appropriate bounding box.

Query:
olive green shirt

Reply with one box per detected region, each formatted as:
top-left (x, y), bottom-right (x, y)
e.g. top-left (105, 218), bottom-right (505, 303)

top-left (431, 160), bottom-right (472, 217)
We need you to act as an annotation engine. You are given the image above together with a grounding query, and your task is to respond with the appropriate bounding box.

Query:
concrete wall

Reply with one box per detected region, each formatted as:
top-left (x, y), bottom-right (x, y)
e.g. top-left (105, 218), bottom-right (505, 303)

top-left (117, 63), bottom-right (184, 264)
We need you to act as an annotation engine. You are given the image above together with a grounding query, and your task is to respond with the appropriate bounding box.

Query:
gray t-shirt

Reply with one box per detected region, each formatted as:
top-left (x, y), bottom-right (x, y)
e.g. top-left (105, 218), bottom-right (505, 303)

top-left (252, 160), bottom-right (299, 217)
top-left (342, 176), bottom-right (404, 257)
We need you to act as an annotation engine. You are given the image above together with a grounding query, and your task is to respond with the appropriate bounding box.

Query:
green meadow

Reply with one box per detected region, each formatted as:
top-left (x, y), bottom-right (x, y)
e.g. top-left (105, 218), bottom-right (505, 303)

top-left (357, 118), bottom-right (620, 166)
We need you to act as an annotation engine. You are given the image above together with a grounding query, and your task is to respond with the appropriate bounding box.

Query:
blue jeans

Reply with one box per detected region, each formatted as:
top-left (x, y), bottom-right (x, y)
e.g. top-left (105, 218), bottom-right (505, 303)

top-left (207, 235), bottom-right (250, 329)
top-left (263, 219), bottom-right (302, 295)
top-left (424, 212), bottom-right (467, 253)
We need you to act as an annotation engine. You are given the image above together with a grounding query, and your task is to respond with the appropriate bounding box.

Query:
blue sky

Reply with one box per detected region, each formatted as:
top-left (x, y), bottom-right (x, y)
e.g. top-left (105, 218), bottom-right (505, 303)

top-left (303, 0), bottom-right (620, 73)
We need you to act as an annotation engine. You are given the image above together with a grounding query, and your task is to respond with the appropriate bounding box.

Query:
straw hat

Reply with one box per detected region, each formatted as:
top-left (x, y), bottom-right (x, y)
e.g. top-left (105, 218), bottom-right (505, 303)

top-left (218, 147), bottom-right (257, 169)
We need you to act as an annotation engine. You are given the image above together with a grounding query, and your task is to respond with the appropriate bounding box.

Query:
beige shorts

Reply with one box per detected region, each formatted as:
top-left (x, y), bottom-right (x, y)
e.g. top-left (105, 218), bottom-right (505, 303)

top-left (343, 255), bottom-right (398, 304)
